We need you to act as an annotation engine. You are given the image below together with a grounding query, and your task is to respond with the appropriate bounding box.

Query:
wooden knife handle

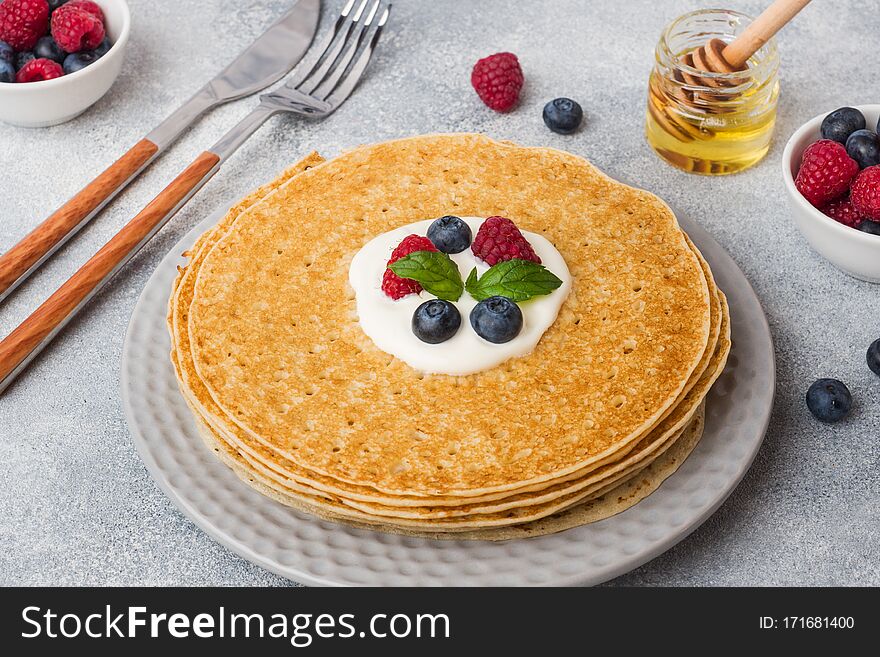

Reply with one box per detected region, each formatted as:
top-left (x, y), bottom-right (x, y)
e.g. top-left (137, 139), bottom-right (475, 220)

top-left (0, 151), bottom-right (221, 388)
top-left (0, 138), bottom-right (160, 298)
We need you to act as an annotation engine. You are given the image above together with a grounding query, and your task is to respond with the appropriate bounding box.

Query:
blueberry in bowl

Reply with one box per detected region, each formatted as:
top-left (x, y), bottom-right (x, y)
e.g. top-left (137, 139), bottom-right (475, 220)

top-left (34, 36), bottom-right (65, 63)
top-left (845, 129), bottom-right (880, 169)
top-left (820, 106), bottom-right (865, 144)
top-left (858, 219), bottom-right (880, 236)
top-left (63, 49), bottom-right (101, 74)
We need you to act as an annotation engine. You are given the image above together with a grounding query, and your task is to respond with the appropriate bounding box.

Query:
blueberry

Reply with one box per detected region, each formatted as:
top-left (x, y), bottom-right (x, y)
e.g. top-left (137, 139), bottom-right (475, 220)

top-left (858, 219), bottom-right (880, 236)
top-left (48, 0), bottom-right (69, 9)
top-left (0, 59), bottom-right (14, 83)
top-left (542, 97), bottom-right (583, 135)
top-left (867, 339), bottom-right (880, 377)
top-left (93, 37), bottom-right (112, 57)
top-left (15, 51), bottom-right (34, 71)
top-left (0, 40), bottom-right (13, 64)
top-left (806, 378), bottom-right (852, 423)
top-left (470, 296), bottom-right (523, 343)
top-left (844, 129), bottom-right (880, 169)
top-left (34, 36), bottom-right (66, 64)
top-left (63, 50), bottom-right (100, 75)
top-left (412, 299), bottom-right (461, 344)
top-left (820, 107), bottom-right (866, 144)
top-left (427, 215), bottom-right (472, 254)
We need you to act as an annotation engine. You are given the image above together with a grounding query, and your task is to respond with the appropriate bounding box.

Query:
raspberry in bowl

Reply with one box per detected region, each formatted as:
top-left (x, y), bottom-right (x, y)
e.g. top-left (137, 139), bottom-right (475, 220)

top-left (783, 104), bottom-right (880, 282)
top-left (0, 0), bottom-right (129, 127)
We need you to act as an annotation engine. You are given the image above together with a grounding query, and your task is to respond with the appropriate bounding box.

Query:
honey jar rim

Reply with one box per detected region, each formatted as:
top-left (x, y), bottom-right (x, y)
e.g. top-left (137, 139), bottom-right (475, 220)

top-left (656, 8), bottom-right (780, 88)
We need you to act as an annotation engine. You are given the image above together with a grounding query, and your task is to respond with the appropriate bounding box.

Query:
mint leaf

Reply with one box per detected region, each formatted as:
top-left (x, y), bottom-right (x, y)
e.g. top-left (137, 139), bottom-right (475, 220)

top-left (388, 251), bottom-right (464, 301)
top-left (465, 259), bottom-right (563, 302)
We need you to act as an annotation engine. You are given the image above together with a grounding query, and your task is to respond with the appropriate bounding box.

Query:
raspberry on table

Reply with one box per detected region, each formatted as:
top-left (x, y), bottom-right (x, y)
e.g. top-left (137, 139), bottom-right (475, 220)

top-left (0, 0), bottom-right (50, 52)
top-left (15, 55), bottom-right (62, 81)
top-left (821, 196), bottom-right (864, 228)
top-left (471, 216), bottom-right (540, 266)
top-left (795, 139), bottom-right (859, 207)
top-left (470, 52), bottom-right (523, 112)
top-left (850, 165), bottom-right (880, 221)
top-left (381, 234), bottom-right (438, 300)
top-left (51, 2), bottom-right (103, 53)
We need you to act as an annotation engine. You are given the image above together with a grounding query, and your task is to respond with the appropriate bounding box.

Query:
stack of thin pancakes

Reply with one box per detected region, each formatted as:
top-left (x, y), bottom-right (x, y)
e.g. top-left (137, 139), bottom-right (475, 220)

top-left (168, 135), bottom-right (730, 540)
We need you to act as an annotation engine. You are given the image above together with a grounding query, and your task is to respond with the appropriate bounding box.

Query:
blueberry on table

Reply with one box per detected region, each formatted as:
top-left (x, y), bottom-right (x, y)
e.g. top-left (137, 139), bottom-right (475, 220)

top-left (48, 0), bottom-right (70, 9)
top-left (63, 50), bottom-right (100, 75)
top-left (0, 59), bottom-right (14, 83)
top-left (845, 129), bottom-right (880, 169)
top-left (427, 215), bottom-right (472, 254)
top-left (806, 378), bottom-right (852, 423)
top-left (542, 97), bottom-right (583, 135)
top-left (820, 107), bottom-right (866, 144)
top-left (412, 299), bottom-right (461, 344)
top-left (867, 339), bottom-right (880, 377)
top-left (34, 36), bottom-right (66, 64)
top-left (858, 219), bottom-right (880, 235)
top-left (470, 296), bottom-right (523, 343)
top-left (15, 51), bottom-right (34, 71)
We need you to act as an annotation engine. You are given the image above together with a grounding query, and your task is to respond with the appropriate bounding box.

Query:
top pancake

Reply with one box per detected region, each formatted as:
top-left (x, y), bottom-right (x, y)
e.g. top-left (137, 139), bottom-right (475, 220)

top-left (188, 134), bottom-right (711, 497)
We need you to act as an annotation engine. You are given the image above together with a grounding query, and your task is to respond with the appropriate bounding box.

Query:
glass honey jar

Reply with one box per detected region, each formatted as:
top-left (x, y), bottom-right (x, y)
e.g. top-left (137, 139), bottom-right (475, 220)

top-left (646, 9), bottom-right (780, 175)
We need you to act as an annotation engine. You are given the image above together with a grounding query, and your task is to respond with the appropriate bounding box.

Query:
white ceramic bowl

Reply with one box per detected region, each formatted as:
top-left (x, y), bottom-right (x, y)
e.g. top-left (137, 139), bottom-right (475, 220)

top-left (0, 0), bottom-right (130, 127)
top-left (782, 104), bottom-right (880, 283)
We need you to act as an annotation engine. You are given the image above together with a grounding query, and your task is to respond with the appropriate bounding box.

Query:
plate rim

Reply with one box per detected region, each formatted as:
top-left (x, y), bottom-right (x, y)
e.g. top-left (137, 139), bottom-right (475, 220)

top-left (121, 205), bottom-right (775, 587)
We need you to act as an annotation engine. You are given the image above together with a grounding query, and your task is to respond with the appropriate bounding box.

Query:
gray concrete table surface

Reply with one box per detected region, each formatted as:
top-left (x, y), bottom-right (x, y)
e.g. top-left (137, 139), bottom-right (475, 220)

top-left (1, 0), bottom-right (877, 586)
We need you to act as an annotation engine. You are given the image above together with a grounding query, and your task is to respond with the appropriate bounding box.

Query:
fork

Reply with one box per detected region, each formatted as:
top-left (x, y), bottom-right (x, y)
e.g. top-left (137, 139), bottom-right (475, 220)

top-left (0, 0), bottom-right (390, 393)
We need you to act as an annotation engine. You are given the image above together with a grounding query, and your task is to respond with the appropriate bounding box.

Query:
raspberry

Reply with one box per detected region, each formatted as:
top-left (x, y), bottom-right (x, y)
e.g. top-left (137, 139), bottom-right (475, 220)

top-left (66, 0), bottom-right (103, 21)
top-left (471, 52), bottom-right (523, 112)
top-left (795, 139), bottom-right (859, 207)
top-left (471, 216), bottom-right (540, 266)
top-left (381, 235), bottom-right (438, 300)
top-left (15, 56), bottom-right (62, 81)
top-left (0, 0), bottom-right (49, 51)
top-left (821, 196), bottom-right (864, 228)
top-left (850, 165), bottom-right (880, 221)
top-left (51, 3), bottom-right (103, 53)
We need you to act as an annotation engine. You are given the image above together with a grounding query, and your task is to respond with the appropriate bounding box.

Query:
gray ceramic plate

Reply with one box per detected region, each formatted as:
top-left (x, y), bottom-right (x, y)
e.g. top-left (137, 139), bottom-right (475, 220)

top-left (121, 208), bottom-right (775, 586)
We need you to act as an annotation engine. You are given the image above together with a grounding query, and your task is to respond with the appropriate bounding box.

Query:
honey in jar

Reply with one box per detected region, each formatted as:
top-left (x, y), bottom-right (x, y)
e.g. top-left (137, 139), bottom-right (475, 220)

top-left (646, 9), bottom-right (780, 175)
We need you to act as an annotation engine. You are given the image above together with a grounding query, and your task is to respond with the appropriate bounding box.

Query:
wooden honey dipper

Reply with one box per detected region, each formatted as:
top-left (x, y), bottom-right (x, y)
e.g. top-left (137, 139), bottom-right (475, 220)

top-left (681, 0), bottom-right (812, 91)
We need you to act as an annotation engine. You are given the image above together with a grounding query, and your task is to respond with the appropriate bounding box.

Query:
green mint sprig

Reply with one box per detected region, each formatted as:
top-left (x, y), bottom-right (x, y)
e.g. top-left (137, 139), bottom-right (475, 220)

top-left (388, 251), bottom-right (464, 301)
top-left (465, 259), bottom-right (563, 302)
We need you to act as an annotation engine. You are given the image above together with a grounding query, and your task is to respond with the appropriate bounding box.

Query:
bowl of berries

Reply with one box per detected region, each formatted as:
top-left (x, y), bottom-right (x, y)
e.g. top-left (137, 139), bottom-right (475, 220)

top-left (0, 0), bottom-right (129, 127)
top-left (783, 104), bottom-right (880, 282)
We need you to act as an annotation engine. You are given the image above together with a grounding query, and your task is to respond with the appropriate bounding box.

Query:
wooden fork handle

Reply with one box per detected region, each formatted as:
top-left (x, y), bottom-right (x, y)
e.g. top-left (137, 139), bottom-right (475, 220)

top-left (0, 138), bottom-right (160, 302)
top-left (0, 150), bottom-right (221, 392)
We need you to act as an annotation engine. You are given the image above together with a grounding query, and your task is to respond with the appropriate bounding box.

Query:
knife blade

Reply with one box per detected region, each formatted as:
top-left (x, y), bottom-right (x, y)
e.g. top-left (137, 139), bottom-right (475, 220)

top-left (148, 0), bottom-right (322, 148)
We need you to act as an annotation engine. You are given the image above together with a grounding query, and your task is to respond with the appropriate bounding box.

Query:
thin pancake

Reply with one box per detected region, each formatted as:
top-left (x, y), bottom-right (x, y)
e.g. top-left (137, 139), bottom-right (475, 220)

top-left (170, 157), bottom-right (722, 509)
top-left (186, 134), bottom-right (712, 497)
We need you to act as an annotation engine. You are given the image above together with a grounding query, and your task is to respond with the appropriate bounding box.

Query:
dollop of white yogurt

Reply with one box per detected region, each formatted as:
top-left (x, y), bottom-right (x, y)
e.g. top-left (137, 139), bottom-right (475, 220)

top-left (348, 217), bottom-right (571, 375)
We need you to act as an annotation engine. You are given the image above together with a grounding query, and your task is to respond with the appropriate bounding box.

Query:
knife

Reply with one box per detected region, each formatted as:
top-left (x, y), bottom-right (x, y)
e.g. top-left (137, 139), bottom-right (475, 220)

top-left (0, 0), bottom-right (321, 304)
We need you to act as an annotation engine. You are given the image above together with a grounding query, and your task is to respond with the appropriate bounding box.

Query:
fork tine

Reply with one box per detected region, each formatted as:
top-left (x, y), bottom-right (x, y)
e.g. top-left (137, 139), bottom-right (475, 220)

top-left (311, 0), bottom-right (381, 100)
top-left (323, 4), bottom-right (390, 107)
top-left (297, 0), bottom-right (372, 95)
top-left (284, 0), bottom-right (360, 90)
